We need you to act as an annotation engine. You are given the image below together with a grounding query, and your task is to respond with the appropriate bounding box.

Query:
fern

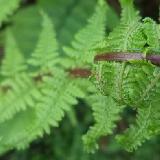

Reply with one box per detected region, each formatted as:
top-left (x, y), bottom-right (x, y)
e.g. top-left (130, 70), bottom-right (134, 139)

top-left (102, 0), bottom-right (145, 52)
top-left (0, 11), bottom-right (87, 154)
top-left (0, 0), bottom-right (160, 156)
top-left (86, 0), bottom-right (160, 152)
top-left (143, 18), bottom-right (160, 53)
top-left (1, 30), bottom-right (27, 77)
top-left (10, 0), bottom-right (97, 56)
top-left (28, 12), bottom-right (59, 71)
top-left (83, 94), bottom-right (124, 153)
top-left (0, 73), bottom-right (41, 123)
top-left (0, 30), bottom-right (36, 123)
top-left (116, 65), bottom-right (160, 151)
top-left (63, 0), bottom-right (107, 68)
top-left (36, 71), bottom-right (85, 133)
top-left (38, 0), bottom-right (97, 47)
top-left (116, 101), bottom-right (160, 152)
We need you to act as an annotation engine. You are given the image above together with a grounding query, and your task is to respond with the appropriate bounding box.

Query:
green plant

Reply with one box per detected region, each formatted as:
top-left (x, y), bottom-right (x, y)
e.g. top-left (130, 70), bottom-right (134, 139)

top-left (0, 0), bottom-right (160, 156)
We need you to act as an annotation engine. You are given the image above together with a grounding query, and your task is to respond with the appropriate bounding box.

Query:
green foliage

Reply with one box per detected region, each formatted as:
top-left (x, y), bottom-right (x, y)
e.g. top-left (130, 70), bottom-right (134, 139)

top-left (143, 18), bottom-right (160, 52)
top-left (90, 0), bottom-right (160, 153)
top-left (0, 0), bottom-right (160, 157)
top-left (0, 12), bottom-right (86, 154)
top-left (101, 0), bottom-right (145, 52)
top-left (0, 0), bottom-right (20, 25)
top-left (1, 30), bottom-right (27, 77)
top-left (83, 94), bottom-right (124, 153)
top-left (28, 11), bottom-right (59, 71)
top-left (63, 0), bottom-right (107, 68)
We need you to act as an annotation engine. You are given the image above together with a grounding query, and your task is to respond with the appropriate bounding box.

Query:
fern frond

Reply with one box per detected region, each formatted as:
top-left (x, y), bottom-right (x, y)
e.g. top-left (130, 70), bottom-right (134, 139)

top-left (119, 0), bottom-right (140, 23)
top-left (100, 0), bottom-right (145, 52)
top-left (0, 70), bottom-right (86, 154)
top-left (63, 0), bottom-right (107, 68)
top-left (36, 70), bottom-right (85, 133)
top-left (38, 0), bottom-right (97, 47)
top-left (89, 0), bottom-right (160, 153)
top-left (10, 0), bottom-right (97, 56)
top-left (113, 62), bottom-right (160, 151)
top-left (0, 0), bottom-right (20, 25)
top-left (83, 94), bottom-right (124, 153)
top-left (0, 73), bottom-right (41, 123)
top-left (1, 30), bottom-right (27, 77)
top-left (143, 18), bottom-right (160, 53)
top-left (0, 109), bottom-right (41, 154)
top-left (117, 99), bottom-right (160, 151)
top-left (28, 12), bottom-right (59, 72)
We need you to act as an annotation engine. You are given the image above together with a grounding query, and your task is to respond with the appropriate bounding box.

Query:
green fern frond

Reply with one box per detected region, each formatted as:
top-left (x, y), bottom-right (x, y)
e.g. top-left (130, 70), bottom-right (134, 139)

top-left (116, 65), bottom-right (160, 151)
top-left (38, 0), bottom-right (97, 47)
top-left (0, 70), bottom-right (86, 154)
top-left (63, 0), bottom-right (107, 68)
top-left (89, 0), bottom-right (160, 153)
top-left (0, 109), bottom-right (41, 154)
top-left (0, 0), bottom-right (20, 25)
top-left (121, 64), bottom-right (160, 107)
top-left (83, 94), bottom-right (124, 153)
top-left (1, 30), bottom-right (27, 77)
top-left (0, 73), bottom-right (41, 123)
top-left (117, 99), bottom-right (160, 152)
top-left (28, 12), bottom-right (59, 72)
top-left (119, 0), bottom-right (140, 23)
top-left (10, 0), bottom-right (97, 56)
top-left (99, 0), bottom-right (145, 52)
top-left (143, 18), bottom-right (160, 53)
top-left (36, 70), bottom-right (85, 133)
top-left (92, 62), bottom-right (130, 103)
top-left (0, 0), bottom-right (159, 155)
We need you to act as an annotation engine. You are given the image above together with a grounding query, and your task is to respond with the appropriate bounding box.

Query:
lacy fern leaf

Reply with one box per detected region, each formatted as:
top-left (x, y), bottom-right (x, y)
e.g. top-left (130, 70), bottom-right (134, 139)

top-left (63, 0), bottom-right (107, 68)
top-left (28, 12), bottom-right (59, 71)
top-left (36, 70), bottom-right (85, 133)
top-left (0, 0), bottom-right (160, 155)
top-left (0, 10), bottom-right (86, 154)
top-left (1, 30), bottom-right (27, 77)
top-left (117, 99), bottom-right (160, 152)
top-left (0, 73), bottom-right (41, 123)
top-left (83, 94), bottom-right (124, 153)
top-left (102, 0), bottom-right (145, 52)
top-left (0, 109), bottom-right (40, 154)
top-left (89, 0), bottom-right (160, 152)
top-left (143, 18), bottom-right (160, 53)
top-left (116, 66), bottom-right (160, 151)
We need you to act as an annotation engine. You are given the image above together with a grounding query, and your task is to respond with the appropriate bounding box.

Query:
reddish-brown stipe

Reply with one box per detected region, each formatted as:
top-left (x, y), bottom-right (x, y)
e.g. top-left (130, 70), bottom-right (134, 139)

top-left (146, 55), bottom-right (160, 66)
top-left (94, 52), bottom-right (160, 66)
top-left (94, 53), bottom-right (145, 62)
top-left (69, 68), bottom-right (92, 78)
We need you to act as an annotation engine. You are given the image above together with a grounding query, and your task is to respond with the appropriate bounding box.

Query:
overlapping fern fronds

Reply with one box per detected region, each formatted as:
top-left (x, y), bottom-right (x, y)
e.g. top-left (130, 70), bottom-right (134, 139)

top-left (0, 12), bottom-right (85, 154)
top-left (86, 0), bottom-right (160, 153)
top-left (0, 0), bottom-right (160, 155)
